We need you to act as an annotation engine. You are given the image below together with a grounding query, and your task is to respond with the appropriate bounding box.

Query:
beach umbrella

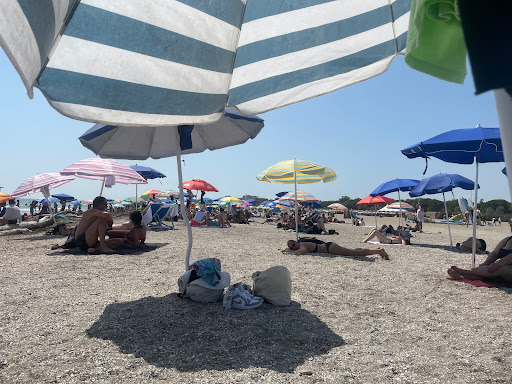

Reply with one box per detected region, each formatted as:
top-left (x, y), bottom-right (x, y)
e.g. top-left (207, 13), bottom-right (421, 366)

top-left (409, 173), bottom-right (478, 247)
top-left (245, 199), bottom-right (257, 204)
top-left (219, 196), bottom-right (242, 203)
top-left (69, 200), bottom-right (81, 207)
top-left (51, 193), bottom-right (75, 201)
top-left (370, 178), bottom-right (420, 226)
top-left (257, 159), bottom-right (335, 242)
top-left (356, 196), bottom-right (395, 228)
top-left (328, 203), bottom-right (348, 211)
top-left (78, 109), bottom-right (264, 272)
top-left (83, 200), bottom-right (93, 205)
top-left (402, 125), bottom-right (502, 266)
top-left (40, 197), bottom-right (60, 204)
top-left (181, 179), bottom-right (219, 193)
top-left (279, 191), bottom-right (320, 202)
top-left (141, 190), bottom-right (161, 198)
top-left (275, 192), bottom-right (289, 198)
top-left (129, 165), bottom-right (166, 209)
top-left (11, 172), bottom-right (75, 224)
top-left (60, 158), bottom-right (147, 196)
top-left (387, 202), bottom-right (415, 210)
top-left (0, 192), bottom-right (11, 203)
top-left (1, 3), bottom-right (407, 125)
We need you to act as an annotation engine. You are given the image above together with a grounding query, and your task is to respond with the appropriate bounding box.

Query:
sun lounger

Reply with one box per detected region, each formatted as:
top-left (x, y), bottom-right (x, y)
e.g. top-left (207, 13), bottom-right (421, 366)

top-left (142, 203), bottom-right (178, 230)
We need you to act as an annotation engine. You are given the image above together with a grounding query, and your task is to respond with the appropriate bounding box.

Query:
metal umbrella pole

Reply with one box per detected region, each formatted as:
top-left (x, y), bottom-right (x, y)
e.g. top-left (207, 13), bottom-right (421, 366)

top-left (294, 171), bottom-right (299, 243)
top-left (471, 160), bottom-right (479, 268)
top-left (442, 192), bottom-right (453, 247)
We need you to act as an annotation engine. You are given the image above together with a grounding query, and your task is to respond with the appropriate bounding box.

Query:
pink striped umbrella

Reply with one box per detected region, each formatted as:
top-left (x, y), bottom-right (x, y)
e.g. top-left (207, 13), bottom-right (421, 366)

top-left (11, 173), bottom-right (74, 198)
top-left (278, 191), bottom-right (320, 202)
top-left (60, 158), bottom-right (147, 195)
top-left (11, 172), bottom-right (75, 224)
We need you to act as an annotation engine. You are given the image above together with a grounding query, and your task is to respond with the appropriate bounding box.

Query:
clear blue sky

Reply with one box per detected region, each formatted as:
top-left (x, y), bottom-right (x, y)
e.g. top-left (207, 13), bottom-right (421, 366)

top-left (0, 49), bottom-right (507, 203)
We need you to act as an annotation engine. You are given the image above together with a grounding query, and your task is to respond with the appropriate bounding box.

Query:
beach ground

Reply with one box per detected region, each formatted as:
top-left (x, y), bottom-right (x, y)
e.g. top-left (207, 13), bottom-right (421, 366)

top-left (1, 214), bottom-right (511, 383)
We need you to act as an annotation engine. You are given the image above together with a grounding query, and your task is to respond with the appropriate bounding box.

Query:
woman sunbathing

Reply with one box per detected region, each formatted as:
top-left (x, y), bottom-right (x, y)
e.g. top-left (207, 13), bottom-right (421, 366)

top-left (283, 239), bottom-right (389, 259)
top-left (455, 237), bottom-right (487, 254)
top-left (448, 236), bottom-right (512, 282)
top-left (363, 228), bottom-right (412, 245)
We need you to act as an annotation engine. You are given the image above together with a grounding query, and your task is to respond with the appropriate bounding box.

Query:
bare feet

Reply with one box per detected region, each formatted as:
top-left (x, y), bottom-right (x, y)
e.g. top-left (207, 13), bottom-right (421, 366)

top-left (88, 247), bottom-right (116, 254)
top-left (377, 248), bottom-right (389, 260)
top-left (447, 267), bottom-right (464, 280)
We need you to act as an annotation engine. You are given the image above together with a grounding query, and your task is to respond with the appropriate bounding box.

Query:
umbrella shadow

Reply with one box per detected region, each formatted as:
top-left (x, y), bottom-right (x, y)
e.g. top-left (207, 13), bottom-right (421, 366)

top-left (412, 243), bottom-right (461, 252)
top-left (86, 295), bottom-right (344, 372)
top-left (306, 254), bottom-right (376, 263)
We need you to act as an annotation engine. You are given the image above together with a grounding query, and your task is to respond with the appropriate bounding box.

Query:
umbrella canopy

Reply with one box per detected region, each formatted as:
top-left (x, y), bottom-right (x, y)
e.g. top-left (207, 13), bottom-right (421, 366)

top-left (141, 190), bottom-right (161, 198)
top-left (1, 3), bottom-right (408, 125)
top-left (328, 203), bottom-right (348, 211)
top-left (219, 196), bottom-right (242, 203)
top-left (275, 191), bottom-right (289, 198)
top-left (257, 159), bottom-right (335, 242)
top-left (69, 200), bottom-right (82, 206)
top-left (356, 196), bottom-right (395, 205)
top-left (40, 197), bottom-right (60, 204)
top-left (245, 199), bottom-right (257, 203)
top-left (129, 165), bottom-right (166, 179)
top-left (402, 126), bottom-right (503, 266)
top-left (51, 193), bottom-right (75, 201)
top-left (409, 174), bottom-right (478, 197)
top-left (409, 173), bottom-right (477, 247)
top-left (60, 158), bottom-right (147, 196)
top-left (0, 192), bottom-right (11, 203)
top-left (370, 179), bottom-right (420, 196)
top-left (181, 179), bottom-right (218, 193)
top-left (279, 191), bottom-right (320, 202)
top-left (401, 126), bottom-right (503, 164)
top-left (11, 173), bottom-right (74, 198)
top-left (387, 202), bottom-right (415, 210)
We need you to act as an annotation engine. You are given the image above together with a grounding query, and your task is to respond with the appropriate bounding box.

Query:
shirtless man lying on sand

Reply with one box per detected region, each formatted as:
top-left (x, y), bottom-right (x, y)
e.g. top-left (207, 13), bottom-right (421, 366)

top-left (74, 196), bottom-right (124, 254)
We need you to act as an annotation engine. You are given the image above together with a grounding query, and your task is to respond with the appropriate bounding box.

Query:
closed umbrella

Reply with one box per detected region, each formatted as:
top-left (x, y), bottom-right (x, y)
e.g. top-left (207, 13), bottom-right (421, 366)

top-left (78, 109), bottom-right (264, 271)
top-left (60, 158), bottom-right (147, 196)
top-left (11, 172), bottom-right (74, 224)
top-left (257, 159), bottom-right (336, 242)
top-left (402, 125), bottom-right (502, 266)
top-left (409, 173), bottom-right (478, 247)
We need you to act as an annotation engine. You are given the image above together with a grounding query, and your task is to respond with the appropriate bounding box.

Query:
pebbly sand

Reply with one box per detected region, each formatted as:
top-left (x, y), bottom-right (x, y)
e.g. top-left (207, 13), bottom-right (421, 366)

top-left (1, 214), bottom-right (511, 383)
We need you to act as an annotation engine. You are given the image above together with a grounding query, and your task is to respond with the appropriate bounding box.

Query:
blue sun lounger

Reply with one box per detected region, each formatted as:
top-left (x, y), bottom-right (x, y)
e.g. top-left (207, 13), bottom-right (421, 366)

top-left (142, 203), bottom-right (177, 230)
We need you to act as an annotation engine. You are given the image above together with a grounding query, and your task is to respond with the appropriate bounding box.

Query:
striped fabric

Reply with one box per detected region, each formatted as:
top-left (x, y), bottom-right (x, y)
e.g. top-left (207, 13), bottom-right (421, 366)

top-left (257, 159), bottom-right (336, 184)
top-left (11, 173), bottom-right (75, 198)
top-left (387, 202), bottom-right (414, 210)
top-left (279, 191), bottom-right (320, 202)
top-left (0, 1), bottom-right (410, 125)
top-left (60, 158), bottom-right (147, 184)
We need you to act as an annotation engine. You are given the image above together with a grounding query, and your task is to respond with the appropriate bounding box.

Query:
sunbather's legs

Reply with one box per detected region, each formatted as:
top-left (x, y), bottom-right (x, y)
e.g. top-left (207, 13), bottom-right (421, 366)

top-left (363, 229), bottom-right (391, 244)
top-left (450, 265), bottom-right (512, 282)
top-left (328, 243), bottom-right (389, 259)
top-left (85, 218), bottom-right (116, 253)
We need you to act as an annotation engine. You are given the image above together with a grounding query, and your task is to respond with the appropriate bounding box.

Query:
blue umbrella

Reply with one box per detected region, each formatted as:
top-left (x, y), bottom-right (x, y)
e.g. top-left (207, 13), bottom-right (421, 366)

top-left (129, 165), bottom-right (166, 209)
top-left (275, 191), bottom-right (289, 198)
top-left (409, 173), bottom-right (478, 247)
top-left (402, 125), bottom-right (503, 265)
top-left (370, 178), bottom-right (420, 226)
top-left (51, 193), bottom-right (75, 201)
top-left (245, 199), bottom-right (257, 203)
top-left (69, 200), bottom-right (82, 206)
top-left (40, 197), bottom-right (60, 204)
top-left (302, 201), bottom-right (322, 209)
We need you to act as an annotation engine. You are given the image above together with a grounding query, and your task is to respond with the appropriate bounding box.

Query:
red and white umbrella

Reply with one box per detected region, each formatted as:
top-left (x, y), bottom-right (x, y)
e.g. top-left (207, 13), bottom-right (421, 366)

top-left (387, 202), bottom-right (414, 210)
top-left (278, 191), bottom-right (319, 202)
top-left (180, 179), bottom-right (218, 192)
top-left (60, 158), bottom-right (146, 196)
top-left (11, 172), bottom-right (75, 224)
top-left (327, 203), bottom-right (347, 211)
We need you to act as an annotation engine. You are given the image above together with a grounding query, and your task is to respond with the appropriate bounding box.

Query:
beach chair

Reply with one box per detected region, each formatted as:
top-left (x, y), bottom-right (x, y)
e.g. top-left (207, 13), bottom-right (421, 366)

top-left (142, 203), bottom-right (176, 230)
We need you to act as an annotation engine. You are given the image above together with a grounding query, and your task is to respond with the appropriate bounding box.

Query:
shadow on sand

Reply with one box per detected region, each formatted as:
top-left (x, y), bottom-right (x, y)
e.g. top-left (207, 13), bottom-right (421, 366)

top-left (87, 295), bottom-right (344, 372)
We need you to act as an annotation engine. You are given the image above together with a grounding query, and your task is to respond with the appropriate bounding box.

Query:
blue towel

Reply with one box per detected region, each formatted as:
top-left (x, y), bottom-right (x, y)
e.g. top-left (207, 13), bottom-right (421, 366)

top-left (190, 258), bottom-right (222, 286)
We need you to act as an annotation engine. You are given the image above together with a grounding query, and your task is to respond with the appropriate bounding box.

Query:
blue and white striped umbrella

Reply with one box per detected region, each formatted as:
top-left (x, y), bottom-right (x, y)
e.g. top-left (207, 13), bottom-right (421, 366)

top-left (0, 1), bottom-right (410, 125)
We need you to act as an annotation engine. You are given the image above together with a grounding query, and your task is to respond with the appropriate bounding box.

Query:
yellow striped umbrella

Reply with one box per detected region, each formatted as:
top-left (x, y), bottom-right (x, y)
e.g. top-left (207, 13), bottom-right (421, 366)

top-left (257, 159), bottom-right (336, 241)
top-left (0, 192), bottom-right (11, 203)
top-left (219, 196), bottom-right (242, 203)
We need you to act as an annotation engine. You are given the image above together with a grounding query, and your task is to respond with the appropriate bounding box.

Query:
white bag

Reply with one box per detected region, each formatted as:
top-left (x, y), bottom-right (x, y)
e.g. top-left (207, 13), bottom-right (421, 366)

top-left (252, 266), bottom-right (292, 306)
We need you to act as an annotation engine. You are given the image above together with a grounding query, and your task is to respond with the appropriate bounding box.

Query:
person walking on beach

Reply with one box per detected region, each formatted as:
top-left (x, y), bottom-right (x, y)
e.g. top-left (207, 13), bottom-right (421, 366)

top-left (416, 204), bottom-right (424, 232)
top-left (74, 196), bottom-right (124, 254)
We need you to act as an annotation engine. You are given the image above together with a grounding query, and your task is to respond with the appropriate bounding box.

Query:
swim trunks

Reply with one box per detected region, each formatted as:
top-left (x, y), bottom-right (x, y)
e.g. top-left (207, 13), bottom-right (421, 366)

top-left (75, 232), bottom-right (97, 251)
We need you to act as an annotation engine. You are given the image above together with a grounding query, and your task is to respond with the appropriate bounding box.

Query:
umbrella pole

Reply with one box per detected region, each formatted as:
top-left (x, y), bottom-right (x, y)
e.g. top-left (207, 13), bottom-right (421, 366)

top-left (398, 190), bottom-right (402, 227)
top-left (135, 184), bottom-right (138, 210)
top-left (471, 161), bottom-right (479, 268)
top-left (443, 192), bottom-right (453, 247)
top-left (100, 177), bottom-right (105, 196)
top-left (294, 171), bottom-right (299, 243)
top-left (374, 204), bottom-right (377, 228)
top-left (176, 128), bottom-right (193, 272)
top-left (41, 186), bottom-right (57, 225)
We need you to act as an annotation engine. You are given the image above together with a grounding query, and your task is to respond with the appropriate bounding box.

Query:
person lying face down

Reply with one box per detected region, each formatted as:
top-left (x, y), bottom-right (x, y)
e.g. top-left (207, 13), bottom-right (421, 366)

top-left (456, 237), bottom-right (487, 254)
top-left (284, 239), bottom-right (389, 260)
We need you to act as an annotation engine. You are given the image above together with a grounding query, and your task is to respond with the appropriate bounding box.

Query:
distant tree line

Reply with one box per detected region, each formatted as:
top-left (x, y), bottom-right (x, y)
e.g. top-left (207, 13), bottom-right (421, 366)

top-left (322, 196), bottom-right (512, 221)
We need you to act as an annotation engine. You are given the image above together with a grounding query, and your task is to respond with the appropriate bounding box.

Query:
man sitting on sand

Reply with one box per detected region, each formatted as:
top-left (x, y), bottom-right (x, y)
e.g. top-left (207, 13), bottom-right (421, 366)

top-left (0, 199), bottom-right (22, 226)
top-left (74, 196), bottom-right (124, 254)
top-left (216, 207), bottom-right (231, 227)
